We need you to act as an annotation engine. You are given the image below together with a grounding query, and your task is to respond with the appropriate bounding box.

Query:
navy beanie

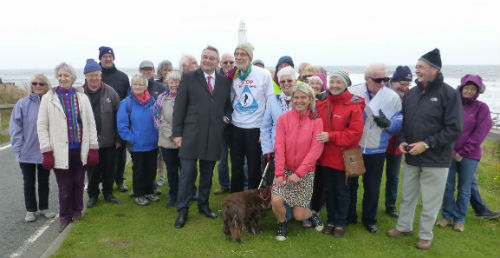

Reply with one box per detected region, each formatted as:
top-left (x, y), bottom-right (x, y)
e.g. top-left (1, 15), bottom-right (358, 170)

top-left (84, 58), bottom-right (102, 74)
top-left (391, 65), bottom-right (413, 82)
top-left (99, 46), bottom-right (115, 60)
top-left (275, 56), bottom-right (294, 71)
top-left (419, 48), bottom-right (441, 69)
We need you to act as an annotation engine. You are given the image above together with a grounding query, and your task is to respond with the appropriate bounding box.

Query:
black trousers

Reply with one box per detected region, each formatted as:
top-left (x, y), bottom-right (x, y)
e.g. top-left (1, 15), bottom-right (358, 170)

top-left (322, 166), bottom-right (352, 227)
top-left (311, 166), bottom-right (326, 213)
top-left (130, 149), bottom-right (158, 197)
top-left (229, 125), bottom-right (262, 192)
top-left (176, 159), bottom-right (215, 212)
top-left (20, 163), bottom-right (50, 212)
top-left (114, 144), bottom-right (127, 185)
top-left (87, 147), bottom-right (116, 197)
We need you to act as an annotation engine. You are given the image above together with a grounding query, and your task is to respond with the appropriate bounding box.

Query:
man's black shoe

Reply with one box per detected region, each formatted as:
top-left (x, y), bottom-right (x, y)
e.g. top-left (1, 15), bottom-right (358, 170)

top-left (365, 224), bottom-right (378, 233)
top-left (175, 210), bottom-right (188, 228)
top-left (87, 196), bottom-right (98, 208)
top-left (199, 207), bottom-right (217, 219)
top-left (386, 206), bottom-right (399, 218)
top-left (104, 194), bottom-right (119, 204)
top-left (165, 199), bottom-right (175, 208)
top-left (117, 182), bottom-right (128, 192)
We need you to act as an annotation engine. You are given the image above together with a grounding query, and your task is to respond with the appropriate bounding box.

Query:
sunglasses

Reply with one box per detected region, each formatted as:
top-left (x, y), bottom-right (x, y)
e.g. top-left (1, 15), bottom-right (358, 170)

top-left (280, 79), bottom-right (294, 84)
top-left (369, 77), bottom-right (390, 83)
top-left (222, 61), bottom-right (234, 65)
top-left (300, 74), bottom-right (312, 81)
top-left (32, 82), bottom-right (47, 86)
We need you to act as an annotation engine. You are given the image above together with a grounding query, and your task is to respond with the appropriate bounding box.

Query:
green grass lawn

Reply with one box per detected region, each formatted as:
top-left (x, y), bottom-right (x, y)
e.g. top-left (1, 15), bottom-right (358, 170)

top-left (52, 141), bottom-right (500, 258)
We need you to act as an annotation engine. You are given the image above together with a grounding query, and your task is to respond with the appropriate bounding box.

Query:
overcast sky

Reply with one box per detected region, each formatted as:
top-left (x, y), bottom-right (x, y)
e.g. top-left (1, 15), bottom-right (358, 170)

top-left (1, 0), bottom-right (499, 69)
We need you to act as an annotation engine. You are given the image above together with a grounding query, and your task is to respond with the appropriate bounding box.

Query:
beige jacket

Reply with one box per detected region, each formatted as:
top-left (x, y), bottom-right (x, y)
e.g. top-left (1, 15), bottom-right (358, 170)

top-left (158, 97), bottom-right (178, 149)
top-left (37, 87), bottom-right (98, 169)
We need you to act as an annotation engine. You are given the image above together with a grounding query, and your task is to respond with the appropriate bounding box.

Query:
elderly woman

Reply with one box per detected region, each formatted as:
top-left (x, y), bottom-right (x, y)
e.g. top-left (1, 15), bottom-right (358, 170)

top-left (271, 83), bottom-right (324, 241)
top-left (9, 74), bottom-right (56, 222)
top-left (437, 74), bottom-right (492, 232)
top-left (156, 60), bottom-right (173, 88)
top-left (37, 63), bottom-right (99, 232)
top-left (308, 73), bottom-right (327, 95)
top-left (154, 70), bottom-right (181, 208)
top-left (315, 71), bottom-right (365, 238)
top-left (117, 74), bottom-right (159, 206)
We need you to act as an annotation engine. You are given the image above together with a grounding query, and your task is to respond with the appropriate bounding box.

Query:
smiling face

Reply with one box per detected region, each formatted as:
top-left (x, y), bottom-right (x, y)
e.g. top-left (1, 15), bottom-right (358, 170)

top-left (85, 70), bottom-right (102, 91)
top-left (279, 74), bottom-right (296, 96)
top-left (100, 53), bottom-right (114, 69)
top-left (57, 68), bottom-right (74, 89)
top-left (461, 83), bottom-right (478, 98)
top-left (329, 76), bottom-right (347, 96)
top-left (31, 78), bottom-right (48, 95)
top-left (200, 49), bottom-right (218, 74)
top-left (168, 79), bottom-right (180, 95)
top-left (365, 67), bottom-right (387, 95)
top-left (415, 60), bottom-right (438, 85)
top-left (292, 90), bottom-right (312, 114)
top-left (220, 53), bottom-right (235, 74)
top-left (234, 49), bottom-right (251, 71)
top-left (309, 79), bottom-right (323, 94)
top-left (139, 67), bottom-right (155, 80)
top-left (131, 80), bottom-right (147, 97)
top-left (391, 80), bottom-right (410, 95)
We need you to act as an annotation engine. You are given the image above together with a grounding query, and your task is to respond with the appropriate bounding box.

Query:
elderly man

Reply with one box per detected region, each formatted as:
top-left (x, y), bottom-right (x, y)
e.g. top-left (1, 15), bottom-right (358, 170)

top-left (172, 45), bottom-right (232, 228)
top-left (138, 60), bottom-right (165, 99)
top-left (348, 63), bottom-right (403, 233)
top-left (81, 59), bottom-right (121, 208)
top-left (179, 55), bottom-right (199, 74)
top-left (220, 53), bottom-right (235, 75)
top-left (229, 42), bottom-right (274, 193)
top-left (98, 46), bottom-right (130, 193)
top-left (387, 49), bottom-right (463, 250)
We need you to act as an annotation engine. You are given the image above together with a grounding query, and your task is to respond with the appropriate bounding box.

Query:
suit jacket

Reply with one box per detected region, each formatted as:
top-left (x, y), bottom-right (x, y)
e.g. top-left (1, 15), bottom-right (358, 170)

top-left (172, 68), bottom-right (232, 160)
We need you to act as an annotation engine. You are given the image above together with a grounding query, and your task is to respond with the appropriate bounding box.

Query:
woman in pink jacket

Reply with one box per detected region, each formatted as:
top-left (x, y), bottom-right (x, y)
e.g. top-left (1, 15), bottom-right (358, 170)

top-left (271, 83), bottom-right (324, 241)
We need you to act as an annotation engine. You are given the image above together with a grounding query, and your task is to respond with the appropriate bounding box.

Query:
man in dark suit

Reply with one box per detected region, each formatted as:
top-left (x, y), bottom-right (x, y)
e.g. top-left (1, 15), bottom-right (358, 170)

top-left (172, 45), bottom-right (233, 228)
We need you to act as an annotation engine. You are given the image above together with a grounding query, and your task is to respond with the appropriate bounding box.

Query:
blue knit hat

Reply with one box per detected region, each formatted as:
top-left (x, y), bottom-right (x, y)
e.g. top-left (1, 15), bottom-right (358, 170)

top-left (391, 65), bottom-right (413, 82)
top-left (99, 46), bottom-right (115, 59)
top-left (330, 71), bottom-right (352, 87)
top-left (84, 58), bottom-right (102, 74)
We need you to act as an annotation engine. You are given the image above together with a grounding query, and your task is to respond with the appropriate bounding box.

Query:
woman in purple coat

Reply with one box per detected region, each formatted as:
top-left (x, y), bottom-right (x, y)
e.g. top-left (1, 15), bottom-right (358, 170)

top-left (437, 74), bottom-right (492, 232)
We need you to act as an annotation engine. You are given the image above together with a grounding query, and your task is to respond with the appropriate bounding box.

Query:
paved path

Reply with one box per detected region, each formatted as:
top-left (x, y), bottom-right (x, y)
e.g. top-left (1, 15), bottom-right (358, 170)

top-left (0, 144), bottom-right (61, 258)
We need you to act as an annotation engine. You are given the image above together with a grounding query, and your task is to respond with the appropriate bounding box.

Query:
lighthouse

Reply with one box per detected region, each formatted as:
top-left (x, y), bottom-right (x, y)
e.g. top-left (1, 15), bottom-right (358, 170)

top-left (238, 20), bottom-right (247, 43)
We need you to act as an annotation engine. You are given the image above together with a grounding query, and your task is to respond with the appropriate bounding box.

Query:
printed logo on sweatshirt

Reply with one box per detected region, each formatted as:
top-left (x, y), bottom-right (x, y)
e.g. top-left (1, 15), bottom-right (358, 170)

top-left (235, 85), bottom-right (258, 114)
top-left (430, 97), bottom-right (438, 102)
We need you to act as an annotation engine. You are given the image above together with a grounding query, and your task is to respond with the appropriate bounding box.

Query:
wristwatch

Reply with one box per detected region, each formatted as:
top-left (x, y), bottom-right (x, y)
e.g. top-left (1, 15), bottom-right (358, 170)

top-left (424, 142), bottom-right (430, 149)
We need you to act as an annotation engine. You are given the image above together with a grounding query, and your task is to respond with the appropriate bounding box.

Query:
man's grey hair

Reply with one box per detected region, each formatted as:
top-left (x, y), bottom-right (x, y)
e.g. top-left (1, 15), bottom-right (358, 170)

top-left (364, 63), bottom-right (387, 77)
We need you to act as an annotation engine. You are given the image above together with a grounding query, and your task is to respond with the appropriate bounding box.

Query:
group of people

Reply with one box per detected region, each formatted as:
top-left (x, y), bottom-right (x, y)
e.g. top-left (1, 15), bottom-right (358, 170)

top-left (8, 43), bottom-right (497, 250)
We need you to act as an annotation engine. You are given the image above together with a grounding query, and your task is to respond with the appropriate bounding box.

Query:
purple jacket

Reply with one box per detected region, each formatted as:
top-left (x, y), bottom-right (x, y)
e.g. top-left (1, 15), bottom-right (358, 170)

top-left (9, 93), bottom-right (43, 164)
top-left (454, 76), bottom-right (492, 160)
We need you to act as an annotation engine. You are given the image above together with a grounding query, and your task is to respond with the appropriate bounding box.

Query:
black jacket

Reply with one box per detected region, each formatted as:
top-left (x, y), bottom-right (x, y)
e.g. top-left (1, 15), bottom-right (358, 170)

top-left (400, 73), bottom-right (463, 167)
top-left (147, 78), bottom-right (165, 100)
top-left (100, 64), bottom-right (130, 100)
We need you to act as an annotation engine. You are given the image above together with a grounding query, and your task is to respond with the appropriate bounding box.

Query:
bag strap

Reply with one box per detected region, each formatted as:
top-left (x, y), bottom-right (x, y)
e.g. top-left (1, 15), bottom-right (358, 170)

top-left (327, 101), bottom-right (332, 130)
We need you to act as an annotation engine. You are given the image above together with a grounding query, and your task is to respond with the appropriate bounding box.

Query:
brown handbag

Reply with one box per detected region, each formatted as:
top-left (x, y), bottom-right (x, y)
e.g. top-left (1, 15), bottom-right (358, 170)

top-left (327, 101), bottom-right (366, 177)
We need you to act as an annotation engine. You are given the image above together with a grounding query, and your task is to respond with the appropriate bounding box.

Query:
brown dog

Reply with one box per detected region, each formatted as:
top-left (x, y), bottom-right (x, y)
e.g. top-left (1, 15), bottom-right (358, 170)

top-left (221, 187), bottom-right (271, 242)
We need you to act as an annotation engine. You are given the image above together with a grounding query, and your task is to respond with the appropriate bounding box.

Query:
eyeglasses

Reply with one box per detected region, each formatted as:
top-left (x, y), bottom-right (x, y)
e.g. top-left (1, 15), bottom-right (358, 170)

top-left (31, 82), bottom-right (46, 86)
top-left (369, 77), bottom-right (390, 83)
top-left (280, 79), bottom-right (295, 84)
top-left (222, 61), bottom-right (234, 65)
top-left (300, 74), bottom-right (312, 81)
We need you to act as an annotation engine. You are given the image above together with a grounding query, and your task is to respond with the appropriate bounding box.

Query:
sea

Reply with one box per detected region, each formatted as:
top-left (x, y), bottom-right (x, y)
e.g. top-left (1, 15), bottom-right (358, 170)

top-left (1, 65), bottom-right (499, 115)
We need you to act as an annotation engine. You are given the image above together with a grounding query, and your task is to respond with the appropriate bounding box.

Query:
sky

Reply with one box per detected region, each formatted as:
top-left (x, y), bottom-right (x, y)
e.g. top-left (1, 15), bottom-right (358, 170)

top-left (1, 0), bottom-right (499, 69)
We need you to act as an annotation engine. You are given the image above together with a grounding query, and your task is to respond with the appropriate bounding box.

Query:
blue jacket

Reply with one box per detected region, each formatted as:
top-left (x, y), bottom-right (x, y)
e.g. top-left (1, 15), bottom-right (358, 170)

top-left (117, 95), bottom-right (158, 152)
top-left (9, 93), bottom-right (43, 163)
top-left (260, 95), bottom-right (287, 154)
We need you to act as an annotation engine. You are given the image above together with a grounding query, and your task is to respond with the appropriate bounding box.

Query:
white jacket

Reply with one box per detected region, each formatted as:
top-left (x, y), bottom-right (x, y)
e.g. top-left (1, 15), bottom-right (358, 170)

top-left (37, 87), bottom-right (98, 169)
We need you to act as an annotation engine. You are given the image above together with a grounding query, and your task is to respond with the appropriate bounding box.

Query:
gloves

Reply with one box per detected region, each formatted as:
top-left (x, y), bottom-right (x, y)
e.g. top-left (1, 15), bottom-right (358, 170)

top-left (42, 151), bottom-right (54, 171)
top-left (87, 149), bottom-right (99, 166)
top-left (264, 152), bottom-right (274, 163)
top-left (373, 109), bottom-right (391, 129)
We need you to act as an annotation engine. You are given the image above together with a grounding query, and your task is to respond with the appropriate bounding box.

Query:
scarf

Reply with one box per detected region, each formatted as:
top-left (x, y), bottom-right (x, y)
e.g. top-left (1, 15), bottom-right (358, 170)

top-left (133, 90), bottom-right (151, 105)
top-left (279, 92), bottom-right (292, 112)
top-left (153, 91), bottom-right (176, 129)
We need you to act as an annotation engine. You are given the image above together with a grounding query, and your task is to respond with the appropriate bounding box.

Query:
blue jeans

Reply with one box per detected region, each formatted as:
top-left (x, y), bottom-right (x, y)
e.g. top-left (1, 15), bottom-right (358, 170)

top-left (217, 128), bottom-right (230, 189)
top-left (442, 158), bottom-right (479, 224)
top-left (470, 173), bottom-right (488, 214)
top-left (384, 153), bottom-right (402, 209)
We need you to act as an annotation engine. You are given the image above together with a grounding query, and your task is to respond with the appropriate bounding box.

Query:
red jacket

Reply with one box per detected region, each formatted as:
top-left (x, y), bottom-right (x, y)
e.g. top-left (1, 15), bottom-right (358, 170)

top-left (316, 90), bottom-right (365, 171)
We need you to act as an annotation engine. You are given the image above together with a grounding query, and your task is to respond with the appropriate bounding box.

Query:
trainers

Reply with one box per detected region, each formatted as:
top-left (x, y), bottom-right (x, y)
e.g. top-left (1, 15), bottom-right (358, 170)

top-left (476, 209), bottom-right (500, 220)
top-left (302, 219), bottom-right (312, 228)
top-left (157, 177), bottom-right (165, 186)
top-left (275, 221), bottom-right (288, 241)
top-left (146, 194), bottom-right (160, 202)
top-left (117, 182), bottom-right (128, 192)
top-left (386, 206), bottom-right (399, 218)
top-left (310, 212), bottom-right (324, 232)
top-left (135, 196), bottom-right (150, 206)
top-left (322, 224), bottom-right (335, 234)
top-left (387, 228), bottom-right (413, 237)
top-left (436, 218), bottom-right (451, 227)
top-left (58, 221), bottom-right (70, 233)
top-left (214, 187), bottom-right (229, 194)
top-left (37, 209), bottom-right (56, 218)
top-left (25, 212), bottom-right (37, 222)
top-left (129, 190), bottom-right (135, 197)
top-left (332, 227), bottom-right (345, 238)
top-left (416, 239), bottom-right (432, 250)
top-left (453, 223), bottom-right (465, 232)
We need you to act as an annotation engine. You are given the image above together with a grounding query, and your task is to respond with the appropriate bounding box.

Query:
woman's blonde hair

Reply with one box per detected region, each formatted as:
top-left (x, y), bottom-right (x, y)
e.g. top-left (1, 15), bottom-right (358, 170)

top-left (291, 83), bottom-right (316, 111)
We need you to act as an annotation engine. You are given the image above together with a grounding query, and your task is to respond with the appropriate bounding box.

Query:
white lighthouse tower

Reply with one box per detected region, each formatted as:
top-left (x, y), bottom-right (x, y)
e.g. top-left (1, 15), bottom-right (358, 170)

top-left (238, 20), bottom-right (247, 43)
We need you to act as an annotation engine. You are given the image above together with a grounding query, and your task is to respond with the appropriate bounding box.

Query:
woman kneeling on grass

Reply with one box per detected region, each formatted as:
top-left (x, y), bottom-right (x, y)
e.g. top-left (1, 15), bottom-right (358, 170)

top-left (271, 83), bottom-right (324, 241)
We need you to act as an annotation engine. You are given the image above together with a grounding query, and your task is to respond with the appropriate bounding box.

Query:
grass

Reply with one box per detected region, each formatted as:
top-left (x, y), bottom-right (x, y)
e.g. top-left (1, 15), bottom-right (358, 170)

top-left (51, 141), bottom-right (500, 258)
top-left (0, 83), bottom-right (28, 143)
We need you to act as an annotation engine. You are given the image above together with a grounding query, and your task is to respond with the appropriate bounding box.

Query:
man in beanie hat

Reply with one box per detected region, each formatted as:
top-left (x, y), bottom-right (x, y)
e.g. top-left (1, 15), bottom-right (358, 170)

top-left (348, 63), bottom-right (403, 234)
top-left (98, 46), bottom-right (131, 193)
top-left (272, 56), bottom-right (295, 94)
top-left (229, 42), bottom-right (274, 194)
top-left (387, 49), bottom-right (463, 250)
top-left (81, 58), bottom-right (121, 208)
top-left (384, 65), bottom-right (413, 218)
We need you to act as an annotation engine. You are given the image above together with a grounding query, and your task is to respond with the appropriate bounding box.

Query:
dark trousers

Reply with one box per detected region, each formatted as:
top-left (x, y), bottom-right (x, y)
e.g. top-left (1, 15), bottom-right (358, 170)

top-left (322, 166), bottom-right (351, 227)
top-left (261, 156), bottom-right (275, 188)
top-left (384, 153), bottom-right (403, 209)
top-left (87, 147), bottom-right (115, 197)
top-left (160, 148), bottom-right (180, 201)
top-left (53, 149), bottom-right (85, 223)
top-left (176, 159), bottom-right (215, 212)
top-left (348, 153), bottom-right (386, 225)
top-left (114, 144), bottom-right (127, 185)
top-left (20, 163), bottom-right (50, 212)
top-left (130, 149), bottom-right (158, 197)
top-left (229, 125), bottom-right (262, 192)
top-left (311, 166), bottom-right (325, 213)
